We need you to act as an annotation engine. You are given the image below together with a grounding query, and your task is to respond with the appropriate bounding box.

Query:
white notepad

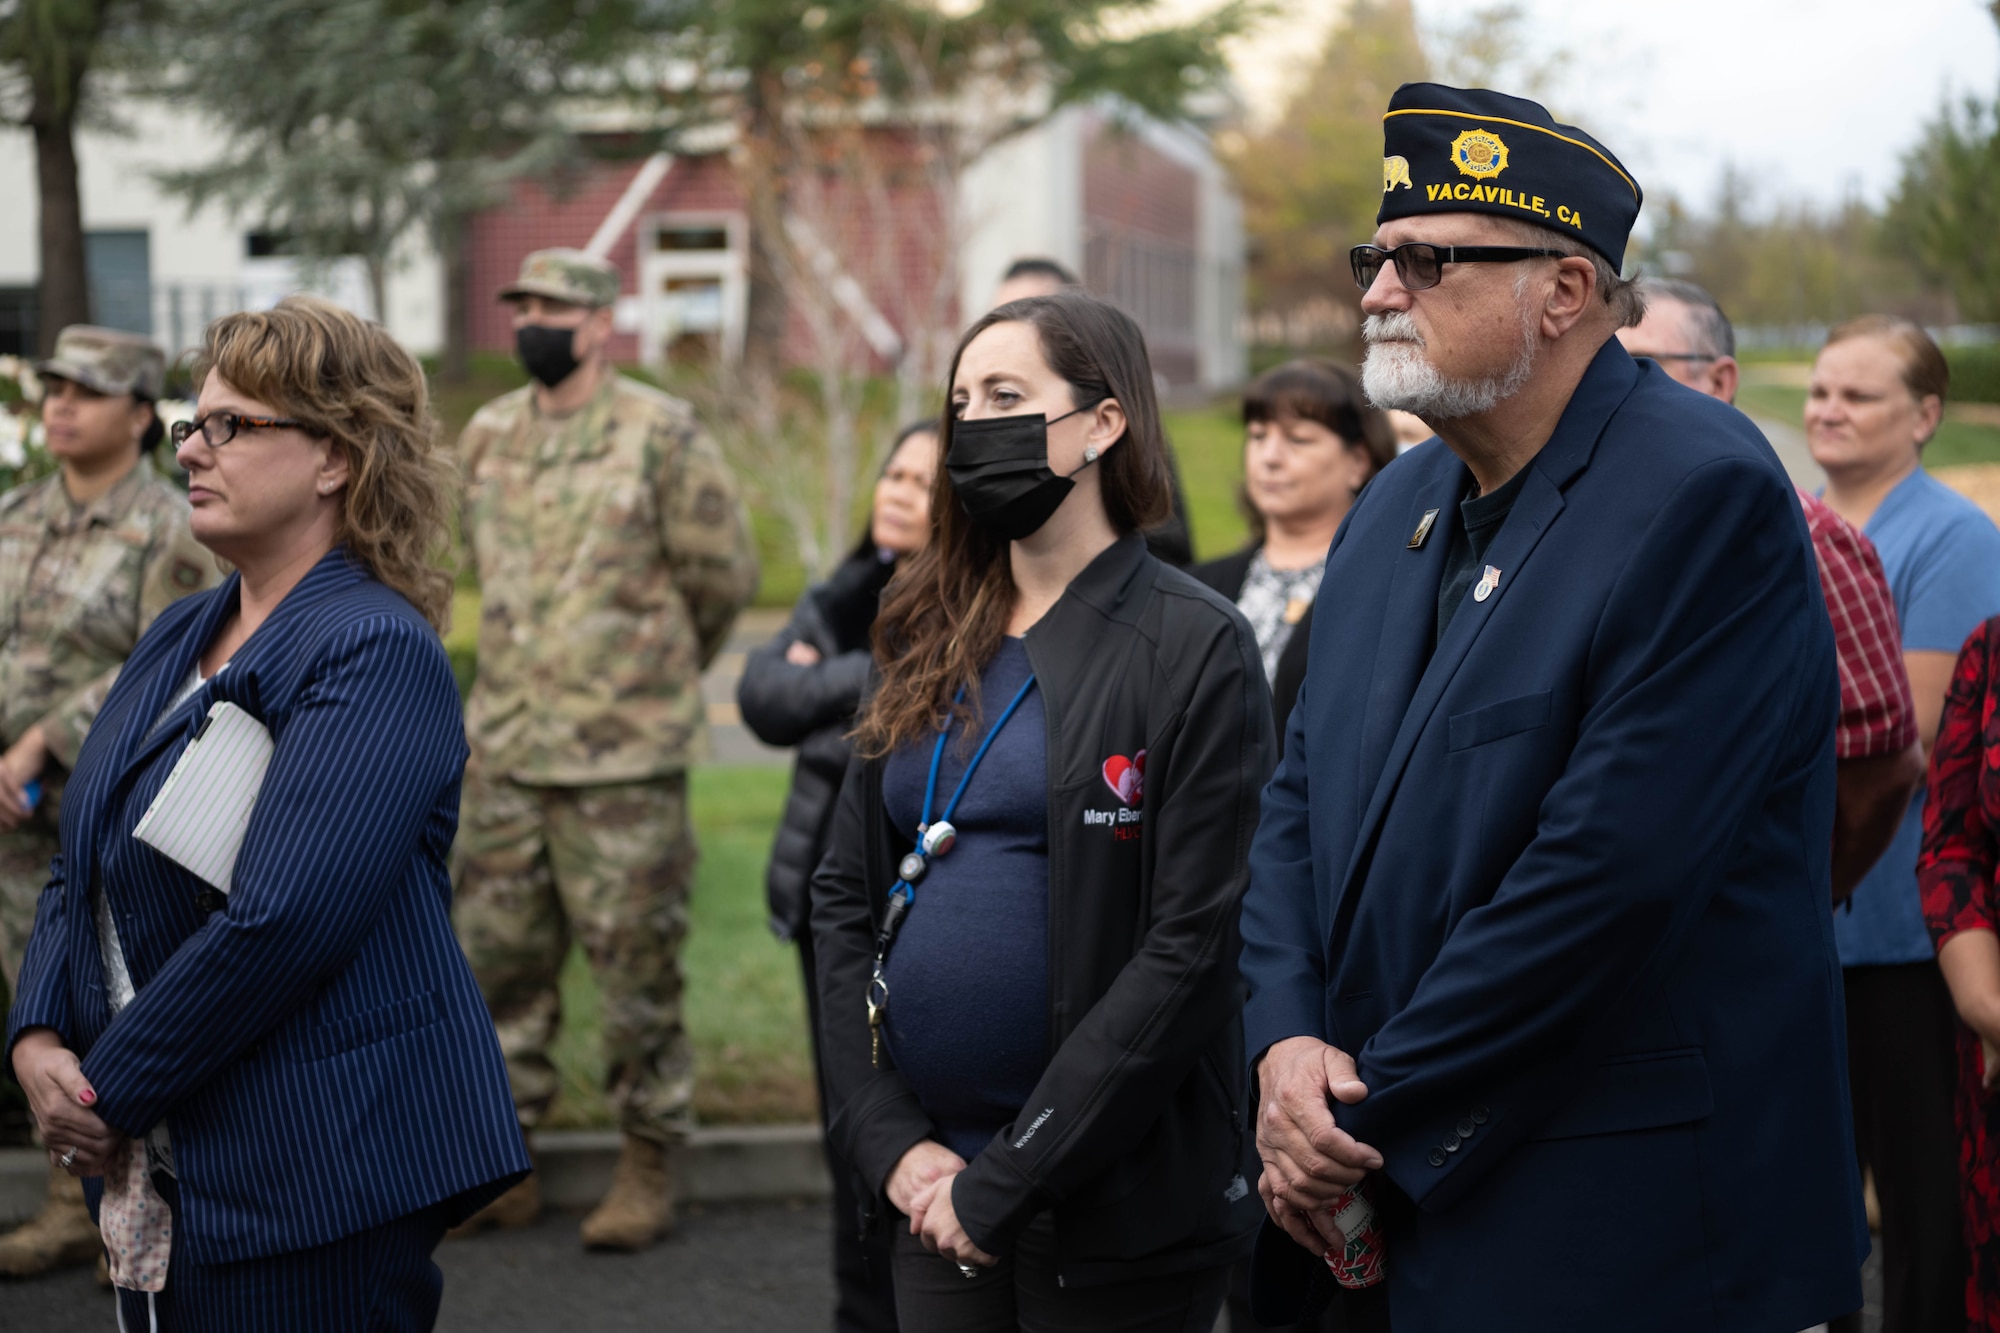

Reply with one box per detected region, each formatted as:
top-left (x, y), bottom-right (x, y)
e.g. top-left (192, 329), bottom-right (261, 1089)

top-left (132, 701), bottom-right (274, 894)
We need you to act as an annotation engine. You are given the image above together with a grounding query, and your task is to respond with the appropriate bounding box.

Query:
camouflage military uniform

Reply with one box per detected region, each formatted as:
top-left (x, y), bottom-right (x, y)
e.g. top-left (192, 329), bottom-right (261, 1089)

top-left (0, 347), bottom-right (219, 990)
top-left (455, 353), bottom-right (758, 1147)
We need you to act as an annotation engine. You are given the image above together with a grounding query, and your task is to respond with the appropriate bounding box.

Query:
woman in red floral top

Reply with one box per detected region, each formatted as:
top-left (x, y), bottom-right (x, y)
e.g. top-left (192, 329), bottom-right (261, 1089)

top-left (1919, 615), bottom-right (2000, 1330)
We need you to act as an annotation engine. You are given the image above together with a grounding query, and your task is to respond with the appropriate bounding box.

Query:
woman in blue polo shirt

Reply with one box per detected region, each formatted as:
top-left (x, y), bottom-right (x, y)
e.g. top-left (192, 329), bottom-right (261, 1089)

top-left (1811, 314), bottom-right (2000, 1333)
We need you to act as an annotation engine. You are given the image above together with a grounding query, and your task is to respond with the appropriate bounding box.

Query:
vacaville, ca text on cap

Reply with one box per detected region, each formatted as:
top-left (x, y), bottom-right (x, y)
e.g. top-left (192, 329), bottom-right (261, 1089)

top-left (1377, 83), bottom-right (1643, 269)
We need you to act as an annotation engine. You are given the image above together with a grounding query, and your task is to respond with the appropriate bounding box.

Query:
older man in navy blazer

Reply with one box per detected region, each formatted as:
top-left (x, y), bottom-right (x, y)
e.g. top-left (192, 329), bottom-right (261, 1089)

top-left (1241, 85), bottom-right (1868, 1332)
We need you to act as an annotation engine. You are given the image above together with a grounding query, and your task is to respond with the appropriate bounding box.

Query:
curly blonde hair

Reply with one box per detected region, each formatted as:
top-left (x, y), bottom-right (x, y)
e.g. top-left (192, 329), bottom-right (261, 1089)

top-left (193, 296), bottom-right (454, 631)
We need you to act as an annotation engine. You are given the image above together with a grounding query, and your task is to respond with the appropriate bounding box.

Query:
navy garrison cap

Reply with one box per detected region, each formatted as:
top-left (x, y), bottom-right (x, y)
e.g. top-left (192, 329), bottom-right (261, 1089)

top-left (1377, 83), bottom-right (1642, 269)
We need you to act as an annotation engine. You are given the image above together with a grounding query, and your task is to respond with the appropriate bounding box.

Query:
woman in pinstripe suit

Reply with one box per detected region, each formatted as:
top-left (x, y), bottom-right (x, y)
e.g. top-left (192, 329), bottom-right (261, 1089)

top-left (6, 297), bottom-right (529, 1330)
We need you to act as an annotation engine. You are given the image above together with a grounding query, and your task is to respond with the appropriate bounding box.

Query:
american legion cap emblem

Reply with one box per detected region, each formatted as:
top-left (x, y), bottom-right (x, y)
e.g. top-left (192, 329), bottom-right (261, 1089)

top-left (1451, 129), bottom-right (1509, 180)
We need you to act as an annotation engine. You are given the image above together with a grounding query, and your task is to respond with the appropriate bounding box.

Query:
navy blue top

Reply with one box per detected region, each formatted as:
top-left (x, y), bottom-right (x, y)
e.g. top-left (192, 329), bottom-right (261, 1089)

top-left (880, 637), bottom-right (1049, 1162)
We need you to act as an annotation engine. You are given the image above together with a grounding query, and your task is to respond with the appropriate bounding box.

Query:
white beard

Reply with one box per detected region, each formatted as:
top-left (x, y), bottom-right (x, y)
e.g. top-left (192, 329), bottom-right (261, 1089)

top-left (1361, 310), bottom-right (1540, 421)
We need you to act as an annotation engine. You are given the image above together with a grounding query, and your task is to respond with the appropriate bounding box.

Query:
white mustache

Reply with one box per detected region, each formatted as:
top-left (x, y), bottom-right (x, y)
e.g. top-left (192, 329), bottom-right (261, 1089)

top-left (1363, 313), bottom-right (1424, 346)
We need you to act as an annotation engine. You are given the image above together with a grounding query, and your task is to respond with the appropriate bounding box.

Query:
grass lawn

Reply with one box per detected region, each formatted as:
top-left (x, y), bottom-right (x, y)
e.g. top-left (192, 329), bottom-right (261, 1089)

top-left (1164, 403), bottom-right (1254, 563)
top-left (542, 763), bottom-right (816, 1128)
top-left (1736, 381), bottom-right (2000, 470)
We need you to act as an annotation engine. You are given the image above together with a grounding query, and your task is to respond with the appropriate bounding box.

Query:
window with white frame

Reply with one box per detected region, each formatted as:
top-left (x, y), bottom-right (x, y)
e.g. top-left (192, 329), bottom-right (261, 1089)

top-left (640, 214), bottom-right (747, 366)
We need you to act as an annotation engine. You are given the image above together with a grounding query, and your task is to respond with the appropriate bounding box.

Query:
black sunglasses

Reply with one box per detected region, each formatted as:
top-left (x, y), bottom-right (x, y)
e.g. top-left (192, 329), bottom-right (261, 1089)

top-left (171, 411), bottom-right (307, 448)
top-left (1350, 243), bottom-right (1565, 293)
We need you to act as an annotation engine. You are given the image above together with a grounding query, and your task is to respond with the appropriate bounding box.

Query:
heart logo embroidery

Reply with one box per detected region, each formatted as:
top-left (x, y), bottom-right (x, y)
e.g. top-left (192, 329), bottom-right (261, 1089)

top-left (1102, 750), bottom-right (1146, 806)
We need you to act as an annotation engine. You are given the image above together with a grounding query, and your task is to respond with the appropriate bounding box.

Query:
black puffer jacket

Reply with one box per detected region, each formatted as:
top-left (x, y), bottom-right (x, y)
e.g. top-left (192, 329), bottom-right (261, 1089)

top-left (811, 534), bottom-right (1277, 1285)
top-left (738, 547), bottom-right (895, 940)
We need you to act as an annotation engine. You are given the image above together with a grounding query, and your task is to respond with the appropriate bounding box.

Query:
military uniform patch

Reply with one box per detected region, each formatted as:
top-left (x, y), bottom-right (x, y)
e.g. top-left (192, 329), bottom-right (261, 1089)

top-left (695, 486), bottom-right (729, 526)
top-left (1452, 128), bottom-right (1509, 180)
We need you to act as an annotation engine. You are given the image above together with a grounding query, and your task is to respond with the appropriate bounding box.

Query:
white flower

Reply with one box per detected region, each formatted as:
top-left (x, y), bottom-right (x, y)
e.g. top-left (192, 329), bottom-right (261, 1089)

top-left (0, 356), bottom-right (21, 383)
top-left (0, 414), bottom-right (24, 470)
top-left (16, 367), bottom-right (41, 404)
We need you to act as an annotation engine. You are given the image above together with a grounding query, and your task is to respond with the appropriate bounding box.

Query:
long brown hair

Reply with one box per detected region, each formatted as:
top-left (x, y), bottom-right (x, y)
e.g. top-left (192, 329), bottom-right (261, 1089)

top-left (195, 297), bottom-right (455, 631)
top-left (854, 290), bottom-right (1171, 757)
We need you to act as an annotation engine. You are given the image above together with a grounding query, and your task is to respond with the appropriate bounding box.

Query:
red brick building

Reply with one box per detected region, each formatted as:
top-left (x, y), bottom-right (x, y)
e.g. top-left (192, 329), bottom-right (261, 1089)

top-left (466, 104), bottom-right (1246, 390)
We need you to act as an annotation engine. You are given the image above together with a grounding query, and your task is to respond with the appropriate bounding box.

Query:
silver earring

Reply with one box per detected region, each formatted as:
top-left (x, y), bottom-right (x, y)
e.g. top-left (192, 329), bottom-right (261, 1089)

top-left (1083, 445), bottom-right (1099, 463)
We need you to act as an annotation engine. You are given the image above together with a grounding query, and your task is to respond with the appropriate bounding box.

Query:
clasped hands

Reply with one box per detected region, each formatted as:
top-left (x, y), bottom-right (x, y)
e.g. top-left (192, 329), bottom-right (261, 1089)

top-left (886, 1140), bottom-right (997, 1270)
top-left (1256, 1035), bottom-right (1382, 1256)
top-left (10, 1027), bottom-right (116, 1177)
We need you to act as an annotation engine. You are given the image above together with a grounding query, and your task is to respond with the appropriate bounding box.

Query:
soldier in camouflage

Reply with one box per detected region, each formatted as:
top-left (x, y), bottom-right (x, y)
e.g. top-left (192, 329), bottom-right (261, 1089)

top-left (0, 326), bottom-right (219, 1279)
top-left (452, 249), bottom-right (759, 1252)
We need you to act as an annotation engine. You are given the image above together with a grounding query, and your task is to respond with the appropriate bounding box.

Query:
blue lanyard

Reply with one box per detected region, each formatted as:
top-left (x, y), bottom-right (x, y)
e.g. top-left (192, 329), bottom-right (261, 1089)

top-left (868, 668), bottom-right (1040, 972)
top-left (868, 673), bottom-right (1038, 1017)
top-left (915, 673), bottom-right (1039, 866)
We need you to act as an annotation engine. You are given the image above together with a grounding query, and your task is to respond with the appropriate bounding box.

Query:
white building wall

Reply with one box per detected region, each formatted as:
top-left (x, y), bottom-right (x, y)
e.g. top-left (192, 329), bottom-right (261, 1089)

top-left (0, 99), bottom-right (441, 356)
top-left (1194, 150), bottom-right (1249, 391)
top-left (956, 106), bottom-right (1086, 323)
top-left (956, 103), bottom-right (1246, 391)
top-left (1113, 112), bottom-right (1248, 392)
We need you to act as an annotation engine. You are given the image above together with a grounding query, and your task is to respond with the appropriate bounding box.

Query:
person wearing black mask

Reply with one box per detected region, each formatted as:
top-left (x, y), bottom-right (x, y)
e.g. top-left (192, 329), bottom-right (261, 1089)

top-left (738, 420), bottom-right (939, 1333)
top-left (810, 290), bottom-right (1272, 1331)
top-left (449, 248), bottom-right (760, 1251)
top-left (986, 258), bottom-right (1196, 568)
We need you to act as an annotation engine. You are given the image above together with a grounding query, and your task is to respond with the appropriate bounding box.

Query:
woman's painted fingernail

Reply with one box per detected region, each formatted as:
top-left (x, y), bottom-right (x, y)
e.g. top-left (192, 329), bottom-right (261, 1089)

top-left (78, 1090), bottom-right (95, 1105)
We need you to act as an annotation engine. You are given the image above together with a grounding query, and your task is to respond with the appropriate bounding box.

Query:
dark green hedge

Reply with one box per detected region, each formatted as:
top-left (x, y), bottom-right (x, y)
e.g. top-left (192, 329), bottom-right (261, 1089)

top-left (1950, 345), bottom-right (2000, 404)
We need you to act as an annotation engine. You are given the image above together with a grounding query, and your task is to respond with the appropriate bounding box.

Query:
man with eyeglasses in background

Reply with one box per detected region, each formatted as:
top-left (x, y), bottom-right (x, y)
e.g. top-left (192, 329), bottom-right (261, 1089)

top-left (1621, 279), bottom-right (1924, 909)
top-left (1238, 85), bottom-right (1867, 1331)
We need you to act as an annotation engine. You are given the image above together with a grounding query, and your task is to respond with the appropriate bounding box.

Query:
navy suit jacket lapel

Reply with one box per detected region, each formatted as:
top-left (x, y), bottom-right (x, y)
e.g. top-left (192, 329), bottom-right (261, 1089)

top-left (1353, 457), bottom-right (1463, 821)
top-left (1333, 340), bottom-right (1641, 928)
top-left (109, 573), bottom-right (241, 780)
top-left (115, 550), bottom-right (368, 780)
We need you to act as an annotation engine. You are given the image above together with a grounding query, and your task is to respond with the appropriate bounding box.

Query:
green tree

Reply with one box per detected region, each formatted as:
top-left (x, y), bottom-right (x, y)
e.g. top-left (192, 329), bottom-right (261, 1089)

top-left (1225, 0), bottom-right (1429, 345)
top-left (1635, 168), bottom-right (1940, 334)
top-left (1888, 91), bottom-right (2000, 323)
top-left (0, 0), bottom-right (156, 353)
top-left (151, 0), bottom-right (680, 380)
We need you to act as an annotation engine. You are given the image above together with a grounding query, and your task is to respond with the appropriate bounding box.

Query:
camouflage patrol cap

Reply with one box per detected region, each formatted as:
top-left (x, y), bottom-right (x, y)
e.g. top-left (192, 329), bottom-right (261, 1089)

top-left (498, 248), bottom-right (620, 308)
top-left (36, 325), bottom-right (166, 399)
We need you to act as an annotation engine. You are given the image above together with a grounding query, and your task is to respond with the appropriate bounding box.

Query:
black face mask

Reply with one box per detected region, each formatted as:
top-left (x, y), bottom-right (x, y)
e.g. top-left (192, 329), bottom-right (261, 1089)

top-left (946, 402), bottom-right (1102, 542)
top-left (516, 324), bottom-right (582, 388)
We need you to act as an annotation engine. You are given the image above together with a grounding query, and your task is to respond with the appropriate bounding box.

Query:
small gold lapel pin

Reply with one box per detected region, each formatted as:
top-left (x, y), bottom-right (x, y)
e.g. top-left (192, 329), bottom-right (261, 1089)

top-left (1408, 508), bottom-right (1440, 550)
top-left (1473, 565), bottom-right (1502, 603)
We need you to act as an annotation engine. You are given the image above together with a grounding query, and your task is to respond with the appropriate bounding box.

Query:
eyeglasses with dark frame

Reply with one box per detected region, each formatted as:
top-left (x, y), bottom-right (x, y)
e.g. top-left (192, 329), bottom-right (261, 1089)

top-left (1350, 243), bottom-right (1565, 293)
top-left (170, 412), bottom-right (308, 449)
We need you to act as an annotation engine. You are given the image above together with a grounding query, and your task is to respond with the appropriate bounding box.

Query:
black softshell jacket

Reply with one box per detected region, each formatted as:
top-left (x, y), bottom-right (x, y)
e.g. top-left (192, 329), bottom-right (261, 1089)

top-left (738, 547), bottom-right (893, 939)
top-left (809, 534), bottom-right (1278, 1286)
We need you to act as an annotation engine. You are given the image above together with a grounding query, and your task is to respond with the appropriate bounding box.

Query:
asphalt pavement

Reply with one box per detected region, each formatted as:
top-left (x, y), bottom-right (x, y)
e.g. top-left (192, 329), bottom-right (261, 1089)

top-left (0, 1214), bottom-right (1886, 1333)
top-left (0, 1199), bottom-right (837, 1332)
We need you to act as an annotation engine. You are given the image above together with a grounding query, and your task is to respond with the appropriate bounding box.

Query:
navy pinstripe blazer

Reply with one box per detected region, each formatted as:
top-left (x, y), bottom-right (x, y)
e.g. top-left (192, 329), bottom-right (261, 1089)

top-left (6, 549), bottom-right (529, 1266)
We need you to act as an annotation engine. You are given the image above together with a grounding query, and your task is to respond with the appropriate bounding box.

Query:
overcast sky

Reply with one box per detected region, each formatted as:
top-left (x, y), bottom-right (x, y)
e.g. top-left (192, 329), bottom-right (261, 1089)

top-left (1219, 0), bottom-right (2000, 215)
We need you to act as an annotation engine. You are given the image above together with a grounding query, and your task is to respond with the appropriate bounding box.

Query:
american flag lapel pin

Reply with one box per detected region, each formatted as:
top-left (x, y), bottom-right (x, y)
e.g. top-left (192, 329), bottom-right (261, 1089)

top-left (1473, 565), bottom-right (1502, 603)
top-left (1408, 509), bottom-right (1440, 550)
